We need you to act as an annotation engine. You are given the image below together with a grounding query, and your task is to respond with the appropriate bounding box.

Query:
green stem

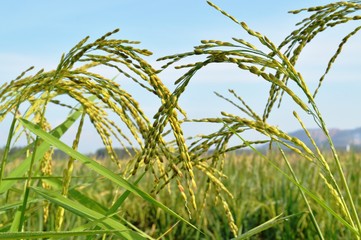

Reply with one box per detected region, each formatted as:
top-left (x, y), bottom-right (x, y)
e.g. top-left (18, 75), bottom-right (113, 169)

top-left (56, 112), bottom-right (86, 231)
top-left (18, 136), bottom-right (41, 231)
top-left (320, 118), bottom-right (361, 236)
top-left (316, 110), bottom-right (361, 237)
top-left (279, 148), bottom-right (324, 240)
top-left (0, 104), bottom-right (20, 186)
top-left (19, 86), bottom-right (55, 231)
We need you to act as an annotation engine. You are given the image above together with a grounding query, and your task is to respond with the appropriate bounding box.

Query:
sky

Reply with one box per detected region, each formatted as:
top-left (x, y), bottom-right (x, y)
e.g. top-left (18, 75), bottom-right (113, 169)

top-left (1, 0), bottom-right (361, 153)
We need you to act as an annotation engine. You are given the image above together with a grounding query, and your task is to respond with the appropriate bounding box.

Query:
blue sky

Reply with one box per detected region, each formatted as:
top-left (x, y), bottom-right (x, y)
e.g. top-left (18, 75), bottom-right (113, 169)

top-left (1, 1), bottom-right (361, 152)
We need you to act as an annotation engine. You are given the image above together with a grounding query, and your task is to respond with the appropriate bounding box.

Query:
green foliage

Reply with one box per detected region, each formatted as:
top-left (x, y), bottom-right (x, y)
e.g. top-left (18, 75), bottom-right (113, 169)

top-left (1, 0), bottom-right (361, 239)
top-left (94, 148), bottom-right (137, 160)
top-left (69, 152), bottom-right (360, 239)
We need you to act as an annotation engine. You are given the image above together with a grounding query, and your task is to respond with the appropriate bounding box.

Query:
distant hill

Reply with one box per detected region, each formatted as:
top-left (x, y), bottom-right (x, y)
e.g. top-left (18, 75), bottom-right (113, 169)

top-left (288, 127), bottom-right (361, 151)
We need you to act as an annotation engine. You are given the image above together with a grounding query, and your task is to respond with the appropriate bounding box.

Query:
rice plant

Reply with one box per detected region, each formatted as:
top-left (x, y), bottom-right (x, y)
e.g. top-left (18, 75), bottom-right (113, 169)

top-left (158, 1), bottom-right (361, 238)
top-left (1, 0), bottom-right (361, 239)
top-left (0, 29), bottom-right (200, 239)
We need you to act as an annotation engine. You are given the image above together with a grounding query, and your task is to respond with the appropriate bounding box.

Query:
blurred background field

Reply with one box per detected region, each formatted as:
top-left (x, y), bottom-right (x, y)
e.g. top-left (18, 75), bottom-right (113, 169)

top-left (2, 150), bottom-right (360, 239)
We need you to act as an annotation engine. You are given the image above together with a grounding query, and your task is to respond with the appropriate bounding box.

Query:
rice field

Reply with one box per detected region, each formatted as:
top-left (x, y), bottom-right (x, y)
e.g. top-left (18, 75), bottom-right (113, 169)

top-left (94, 151), bottom-right (361, 239)
top-left (91, 151), bottom-right (361, 239)
top-left (1, 151), bottom-right (361, 239)
top-left (1, 1), bottom-right (361, 239)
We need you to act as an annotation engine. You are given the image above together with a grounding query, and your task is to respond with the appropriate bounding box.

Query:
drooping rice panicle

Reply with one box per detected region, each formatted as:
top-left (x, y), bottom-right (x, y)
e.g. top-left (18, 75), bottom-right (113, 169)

top-left (314, 25), bottom-right (361, 98)
top-left (56, 112), bottom-right (85, 231)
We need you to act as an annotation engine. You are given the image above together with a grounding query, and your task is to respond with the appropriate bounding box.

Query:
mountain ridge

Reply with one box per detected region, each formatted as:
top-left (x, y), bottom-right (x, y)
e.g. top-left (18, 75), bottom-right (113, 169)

top-left (288, 127), bottom-right (361, 151)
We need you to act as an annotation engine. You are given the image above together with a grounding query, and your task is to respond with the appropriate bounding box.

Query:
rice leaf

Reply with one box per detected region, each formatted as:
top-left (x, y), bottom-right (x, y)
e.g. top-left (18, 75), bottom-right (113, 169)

top-left (19, 118), bottom-right (201, 233)
top-left (43, 177), bottom-right (108, 215)
top-left (234, 213), bottom-right (300, 240)
top-left (0, 230), bottom-right (121, 239)
top-left (0, 102), bottom-right (86, 194)
top-left (31, 186), bottom-right (149, 240)
top-left (0, 199), bottom-right (38, 212)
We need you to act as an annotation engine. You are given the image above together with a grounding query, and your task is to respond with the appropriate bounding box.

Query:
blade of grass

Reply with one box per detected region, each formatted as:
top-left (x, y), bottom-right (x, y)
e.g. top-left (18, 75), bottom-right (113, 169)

top-left (0, 230), bottom-right (120, 239)
top-left (279, 146), bottom-right (324, 240)
top-left (156, 221), bottom-right (180, 240)
top-left (107, 172), bottom-right (146, 215)
top-left (45, 176), bottom-right (149, 237)
top-left (43, 177), bottom-right (109, 214)
top-left (0, 103), bottom-right (20, 186)
top-left (18, 132), bottom-right (41, 230)
top-left (6, 98), bottom-right (96, 232)
top-left (0, 199), bottom-right (39, 212)
top-left (234, 213), bottom-right (301, 240)
top-left (0, 103), bottom-right (85, 194)
top-left (19, 118), bottom-right (201, 234)
top-left (50, 173), bottom-right (146, 234)
top-left (31, 186), bottom-right (149, 240)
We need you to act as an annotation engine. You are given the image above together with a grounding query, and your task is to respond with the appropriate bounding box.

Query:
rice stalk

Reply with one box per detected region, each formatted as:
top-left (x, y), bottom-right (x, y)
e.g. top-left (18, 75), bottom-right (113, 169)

top-left (278, 148), bottom-right (324, 240)
top-left (55, 112), bottom-right (85, 231)
top-left (158, 1), bottom-right (361, 237)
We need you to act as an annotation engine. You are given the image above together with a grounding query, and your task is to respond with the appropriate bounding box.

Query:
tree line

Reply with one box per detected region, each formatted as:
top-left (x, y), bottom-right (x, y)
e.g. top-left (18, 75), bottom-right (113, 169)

top-left (0, 147), bottom-right (136, 161)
